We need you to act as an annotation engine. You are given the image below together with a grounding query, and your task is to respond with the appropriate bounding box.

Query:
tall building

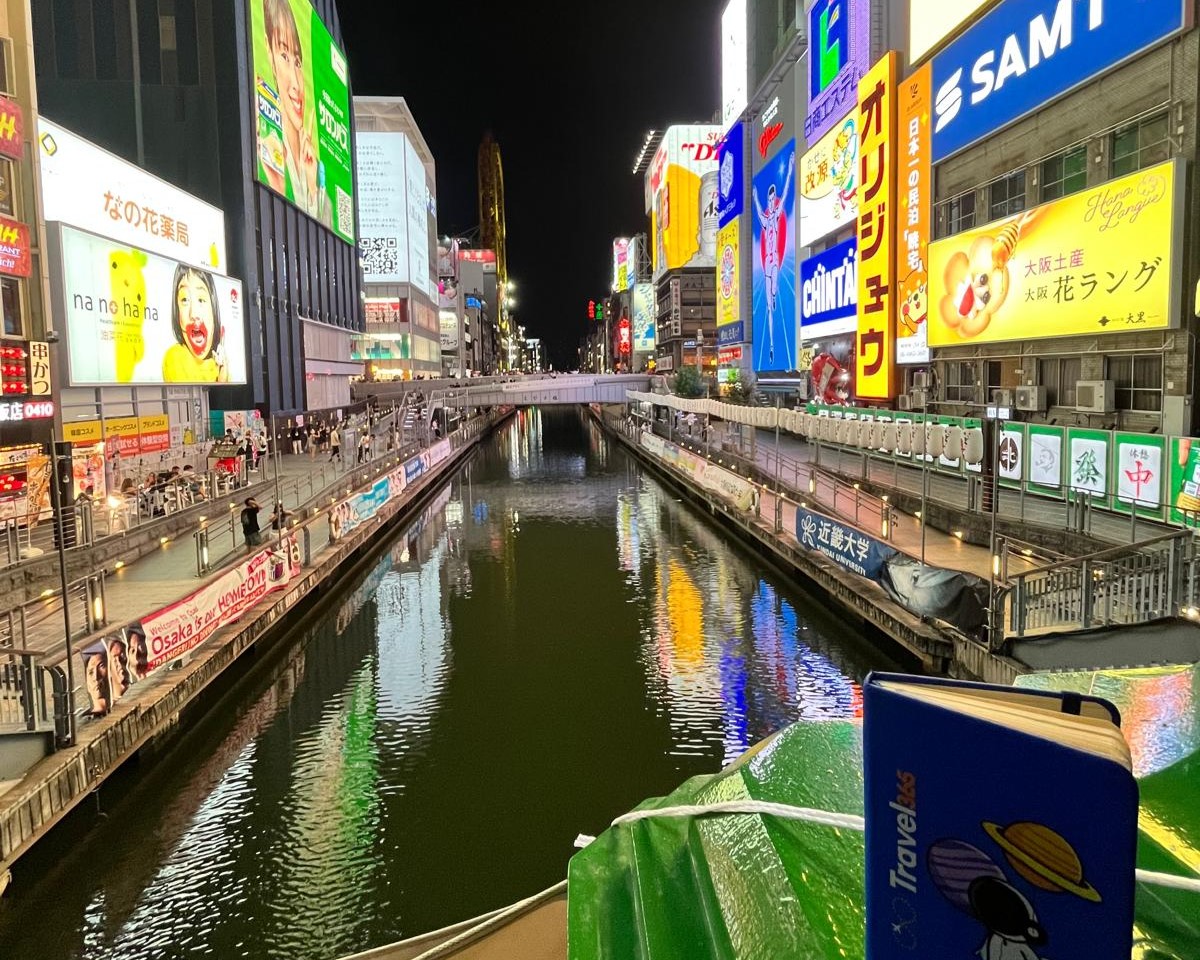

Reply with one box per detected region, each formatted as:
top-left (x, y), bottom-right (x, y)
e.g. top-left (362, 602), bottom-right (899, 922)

top-left (31, 0), bottom-right (363, 417)
top-left (478, 133), bottom-right (511, 369)
top-left (353, 96), bottom-right (439, 380)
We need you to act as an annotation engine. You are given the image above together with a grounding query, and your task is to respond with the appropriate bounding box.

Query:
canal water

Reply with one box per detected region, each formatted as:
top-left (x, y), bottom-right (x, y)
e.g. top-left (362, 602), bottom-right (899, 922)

top-left (0, 408), bottom-right (903, 960)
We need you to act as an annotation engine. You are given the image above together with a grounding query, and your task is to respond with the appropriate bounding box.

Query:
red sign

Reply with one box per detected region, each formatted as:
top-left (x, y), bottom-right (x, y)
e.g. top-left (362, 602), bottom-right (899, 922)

top-left (718, 347), bottom-right (743, 364)
top-left (458, 249), bottom-right (497, 263)
top-left (758, 121), bottom-right (785, 157)
top-left (0, 217), bottom-right (31, 278)
top-left (365, 298), bottom-right (404, 324)
top-left (617, 318), bottom-right (632, 355)
top-left (0, 98), bottom-right (22, 161)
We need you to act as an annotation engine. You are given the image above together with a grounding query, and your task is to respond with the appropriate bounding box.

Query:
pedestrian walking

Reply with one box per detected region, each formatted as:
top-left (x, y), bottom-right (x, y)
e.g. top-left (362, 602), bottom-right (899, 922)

top-left (290, 422), bottom-right (303, 455)
top-left (357, 432), bottom-right (370, 464)
top-left (329, 425), bottom-right (342, 464)
top-left (240, 497), bottom-right (263, 550)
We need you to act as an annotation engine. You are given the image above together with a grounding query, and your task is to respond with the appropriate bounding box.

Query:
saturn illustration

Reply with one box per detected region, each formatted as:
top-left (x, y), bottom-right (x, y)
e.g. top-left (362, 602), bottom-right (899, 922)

top-left (983, 821), bottom-right (1101, 902)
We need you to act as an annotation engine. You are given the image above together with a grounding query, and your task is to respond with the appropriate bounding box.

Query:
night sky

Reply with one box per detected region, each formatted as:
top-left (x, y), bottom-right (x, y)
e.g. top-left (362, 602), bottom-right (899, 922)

top-left (336, 0), bottom-right (725, 369)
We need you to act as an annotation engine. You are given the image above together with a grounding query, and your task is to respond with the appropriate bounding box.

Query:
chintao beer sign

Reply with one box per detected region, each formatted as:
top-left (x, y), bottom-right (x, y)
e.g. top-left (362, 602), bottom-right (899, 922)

top-left (896, 63), bottom-right (932, 365)
top-left (855, 52), bottom-right (899, 401)
top-left (928, 160), bottom-right (1182, 346)
top-left (801, 236), bottom-right (857, 338)
top-left (931, 0), bottom-right (1192, 161)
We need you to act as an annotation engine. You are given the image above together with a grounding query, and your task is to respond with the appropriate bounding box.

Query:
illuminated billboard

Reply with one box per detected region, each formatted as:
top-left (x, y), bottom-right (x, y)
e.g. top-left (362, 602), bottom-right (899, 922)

top-left (251, 0), bottom-right (354, 243)
top-left (721, 0), bottom-right (748, 125)
top-left (646, 125), bottom-right (723, 281)
top-left (632, 283), bottom-right (655, 353)
top-left (798, 112), bottom-right (858, 246)
top-left (930, 0), bottom-right (1191, 161)
top-left (357, 132), bottom-right (407, 284)
top-left (717, 221), bottom-right (740, 330)
top-left (751, 139), bottom-right (796, 372)
top-left (805, 0), bottom-right (871, 143)
top-left (896, 63), bottom-right (932, 365)
top-left (928, 160), bottom-right (1182, 347)
top-left (613, 238), bottom-right (630, 292)
top-left (38, 117), bottom-right (226, 272)
top-left (908, 0), bottom-right (997, 63)
top-left (58, 226), bottom-right (247, 386)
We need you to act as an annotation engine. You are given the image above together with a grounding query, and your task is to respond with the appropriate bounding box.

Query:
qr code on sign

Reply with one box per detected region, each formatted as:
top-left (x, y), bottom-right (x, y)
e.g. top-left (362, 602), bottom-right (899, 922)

top-left (361, 236), bottom-right (399, 277)
top-left (337, 186), bottom-right (354, 241)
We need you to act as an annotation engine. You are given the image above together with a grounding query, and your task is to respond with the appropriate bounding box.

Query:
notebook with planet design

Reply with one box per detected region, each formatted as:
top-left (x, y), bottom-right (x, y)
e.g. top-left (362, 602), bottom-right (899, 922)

top-left (862, 671), bottom-right (1138, 960)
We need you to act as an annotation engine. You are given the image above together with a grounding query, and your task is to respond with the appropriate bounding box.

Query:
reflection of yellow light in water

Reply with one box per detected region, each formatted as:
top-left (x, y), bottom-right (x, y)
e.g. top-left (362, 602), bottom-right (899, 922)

top-left (666, 559), bottom-right (704, 669)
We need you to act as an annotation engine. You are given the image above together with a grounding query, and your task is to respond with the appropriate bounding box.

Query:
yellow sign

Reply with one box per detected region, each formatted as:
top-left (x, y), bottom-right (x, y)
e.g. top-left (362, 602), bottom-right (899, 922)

top-left (62, 419), bottom-right (102, 443)
top-left (716, 221), bottom-right (739, 328)
top-left (929, 160), bottom-right (1181, 347)
top-left (855, 52), bottom-right (899, 401)
top-left (106, 417), bottom-right (140, 437)
top-left (139, 414), bottom-right (169, 432)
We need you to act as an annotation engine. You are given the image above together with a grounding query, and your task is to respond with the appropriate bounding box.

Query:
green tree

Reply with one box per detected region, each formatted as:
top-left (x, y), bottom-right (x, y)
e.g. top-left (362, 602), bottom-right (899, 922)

top-left (722, 369), bottom-right (752, 405)
top-left (672, 365), bottom-right (705, 398)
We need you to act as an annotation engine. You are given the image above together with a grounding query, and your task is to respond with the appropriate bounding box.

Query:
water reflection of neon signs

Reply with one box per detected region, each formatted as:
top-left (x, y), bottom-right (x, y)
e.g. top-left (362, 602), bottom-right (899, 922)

top-left (1018, 664), bottom-right (1198, 778)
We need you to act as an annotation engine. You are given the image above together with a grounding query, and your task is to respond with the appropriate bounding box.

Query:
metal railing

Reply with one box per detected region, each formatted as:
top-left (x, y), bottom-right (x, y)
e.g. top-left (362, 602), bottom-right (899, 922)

top-left (997, 530), bottom-right (1200, 647)
top-left (0, 649), bottom-right (54, 734)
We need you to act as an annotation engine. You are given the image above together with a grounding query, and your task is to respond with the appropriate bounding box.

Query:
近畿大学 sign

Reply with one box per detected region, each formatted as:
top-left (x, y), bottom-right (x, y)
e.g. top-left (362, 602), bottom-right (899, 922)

top-left (931, 0), bottom-right (1191, 161)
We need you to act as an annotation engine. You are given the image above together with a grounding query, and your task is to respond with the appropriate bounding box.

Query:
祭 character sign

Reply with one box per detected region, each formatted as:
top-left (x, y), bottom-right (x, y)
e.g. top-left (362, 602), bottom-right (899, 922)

top-left (751, 139), bottom-right (796, 372)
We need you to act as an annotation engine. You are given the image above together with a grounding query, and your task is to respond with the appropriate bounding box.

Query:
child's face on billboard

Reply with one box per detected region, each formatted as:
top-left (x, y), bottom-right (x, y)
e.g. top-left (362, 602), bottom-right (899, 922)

top-left (177, 272), bottom-right (215, 359)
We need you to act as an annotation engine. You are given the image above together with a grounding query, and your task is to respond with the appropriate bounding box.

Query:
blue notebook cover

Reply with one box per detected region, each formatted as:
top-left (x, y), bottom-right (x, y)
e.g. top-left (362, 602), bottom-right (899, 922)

top-left (864, 671), bottom-right (1138, 960)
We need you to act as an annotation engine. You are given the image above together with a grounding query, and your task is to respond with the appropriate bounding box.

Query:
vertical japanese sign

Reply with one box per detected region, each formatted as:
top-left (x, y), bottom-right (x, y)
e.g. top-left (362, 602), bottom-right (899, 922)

top-left (1115, 433), bottom-right (1165, 517)
top-left (717, 221), bottom-right (739, 329)
top-left (895, 62), bottom-right (931, 365)
top-left (29, 341), bottom-right (51, 396)
top-left (855, 52), bottom-right (898, 400)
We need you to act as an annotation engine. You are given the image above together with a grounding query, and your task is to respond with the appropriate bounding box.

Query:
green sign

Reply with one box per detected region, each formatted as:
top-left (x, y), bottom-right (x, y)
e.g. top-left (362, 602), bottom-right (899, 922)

top-left (251, 0), bottom-right (354, 243)
top-left (1168, 437), bottom-right (1200, 527)
top-left (1067, 427), bottom-right (1110, 508)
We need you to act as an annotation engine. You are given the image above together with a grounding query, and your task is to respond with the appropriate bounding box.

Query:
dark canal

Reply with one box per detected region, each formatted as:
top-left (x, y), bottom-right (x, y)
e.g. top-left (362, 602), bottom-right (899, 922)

top-left (0, 408), bottom-right (902, 960)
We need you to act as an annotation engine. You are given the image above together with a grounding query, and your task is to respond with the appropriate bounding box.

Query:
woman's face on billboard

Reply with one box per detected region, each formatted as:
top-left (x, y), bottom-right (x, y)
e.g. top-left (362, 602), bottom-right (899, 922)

top-left (269, 30), bottom-right (305, 136)
top-left (177, 272), bottom-right (215, 359)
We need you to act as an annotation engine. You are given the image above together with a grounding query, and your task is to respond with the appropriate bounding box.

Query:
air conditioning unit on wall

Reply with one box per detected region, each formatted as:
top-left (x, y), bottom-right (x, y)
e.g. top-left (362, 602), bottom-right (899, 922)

top-left (909, 388), bottom-right (927, 409)
top-left (1076, 380), bottom-right (1115, 413)
top-left (992, 389), bottom-right (1013, 407)
top-left (1015, 385), bottom-right (1046, 412)
top-left (897, 394), bottom-right (911, 410)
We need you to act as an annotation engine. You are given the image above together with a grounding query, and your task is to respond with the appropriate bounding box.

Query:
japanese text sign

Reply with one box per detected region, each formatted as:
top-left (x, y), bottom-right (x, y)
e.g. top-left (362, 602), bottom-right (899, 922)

top-left (928, 160), bottom-right (1181, 347)
top-left (806, 0), bottom-right (872, 144)
top-left (717, 221), bottom-right (740, 328)
top-left (29, 341), bottom-right (51, 396)
top-left (38, 117), bottom-right (226, 272)
top-left (795, 504), bottom-right (897, 581)
top-left (799, 113), bottom-right (858, 247)
top-left (896, 62), bottom-right (932, 365)
top-left (855, 52), bottom-right (899, 400)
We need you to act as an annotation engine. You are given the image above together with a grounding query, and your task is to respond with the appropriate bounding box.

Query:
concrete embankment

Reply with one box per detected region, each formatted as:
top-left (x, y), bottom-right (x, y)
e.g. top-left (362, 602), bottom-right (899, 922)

top-left (0, 412), bottom-right (509, 888)
top-left (595, 409), bottom-right (1023, 684)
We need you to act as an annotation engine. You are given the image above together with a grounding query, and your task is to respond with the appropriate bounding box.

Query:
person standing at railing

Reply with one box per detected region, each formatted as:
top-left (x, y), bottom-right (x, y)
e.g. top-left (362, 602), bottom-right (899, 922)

top-left (241, 497), bottom-right (263, 550)
top-left (328, 426), bottom-right (342, 465)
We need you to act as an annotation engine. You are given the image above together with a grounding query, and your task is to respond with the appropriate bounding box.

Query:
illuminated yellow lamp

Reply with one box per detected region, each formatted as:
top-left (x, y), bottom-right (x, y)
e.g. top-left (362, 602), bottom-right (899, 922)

top-left (114, 560), bottom-right (125, 570)
top-left (953, 530), bottom-right (964, 539)
top-left (40, 589), bottom-right (53, 598)
top-left (160, 536), bottom-right (170, 545)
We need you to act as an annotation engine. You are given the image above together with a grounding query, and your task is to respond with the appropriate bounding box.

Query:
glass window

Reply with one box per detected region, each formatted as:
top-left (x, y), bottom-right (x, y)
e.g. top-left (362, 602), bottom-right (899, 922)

top-left (943, 360), bottom-right (979, 404)
top-left (936, 191), bottom-right (976, 239)
top-left (0, 36), bottom-right (10, 93)
top-left (1041, 146), bottom-right (1088, 202)
top-left (1107, 354), bottom-right (1163, 412)
top-left (1038, 358), bottom-right (1060, 408)
top-left (1, 277), bottom-right (23, 337)
top-left (1112, 113), bottom-right (1170, 177)
top-left (0, 159), bottom-right (14, 217)
top-left (989, 171), bottom-right (1026, 221)
top-left (1059, 357), bottom-right (1082, 408)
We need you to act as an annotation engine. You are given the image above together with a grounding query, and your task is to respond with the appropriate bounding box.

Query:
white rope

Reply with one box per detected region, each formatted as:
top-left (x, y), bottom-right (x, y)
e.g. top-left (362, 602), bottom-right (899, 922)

top-left (606, 801), bottom-right (1200, 894)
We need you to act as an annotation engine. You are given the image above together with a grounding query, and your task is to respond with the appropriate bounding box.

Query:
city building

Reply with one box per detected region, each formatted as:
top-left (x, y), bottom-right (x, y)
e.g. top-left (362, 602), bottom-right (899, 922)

top-left (640, 125), bottom-right (722, 378)
top-left (353, 97), bottom-right (439, 380)
top-left (31, 0), bottom-right (363, 418)
top-left (457, 249), bottom-right (499, 375)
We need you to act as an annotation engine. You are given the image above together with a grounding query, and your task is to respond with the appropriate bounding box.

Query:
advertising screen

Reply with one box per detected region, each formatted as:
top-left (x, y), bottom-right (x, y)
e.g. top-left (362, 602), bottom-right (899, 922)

top-left (798, 113), bottom-right (858, 246)
top-left (717, 120), bottom-right (745, 227)
top-left (58, 226), bottom-right (248, 386)
top-left (404, 136), bottom-right (431, 297)
top-left (896, 63), bottom-right (932, 365)
top-left (855, 53), bottom-right (898, 400)
top-left (800, 236), bottom-right (857, 338)
top-left (930, 0), bottom-right (1191, 161)
top-left (717, 220), bottom-right (740, 330)
top-left (751, 139), bottom-right (796, 372)
top-left (356, 132), bottom-right (407, 284)
top-left (805, 0), bottom-right (871, 143)
top-left (647, 125), bottom-right (723, 281)
top-left (250, 0), bottom-right (354, 243)
top-left (721, 0), bottom-right (748, 126)
top-left (613, 238), bottom-right (630, 292)
top-left (632, 283), bottom-right (655, 353)
top-left (38, 117), bottom-right (226, 272)
top-left (928, 160), bottom-right (1182, 347)
top-left (909, 0), bottom-right (997, 63)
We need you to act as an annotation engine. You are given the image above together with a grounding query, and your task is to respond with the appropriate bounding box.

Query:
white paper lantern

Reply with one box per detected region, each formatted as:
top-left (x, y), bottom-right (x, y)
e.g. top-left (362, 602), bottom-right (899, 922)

top-left (925, 422), bottom-right (944, 457)
top-left (881, 422), bottom-right (898, 452)
top-left (896, 422), bottom-right (912, 455)
top-left (963, 427), bottom-right (985, 465)
top-left (945, 425), bottom-right (963, 459)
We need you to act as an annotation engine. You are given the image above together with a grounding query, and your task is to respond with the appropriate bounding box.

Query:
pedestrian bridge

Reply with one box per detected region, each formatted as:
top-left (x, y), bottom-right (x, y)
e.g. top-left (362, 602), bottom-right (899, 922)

top-left (356, 374), bottom-right (654, 407)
